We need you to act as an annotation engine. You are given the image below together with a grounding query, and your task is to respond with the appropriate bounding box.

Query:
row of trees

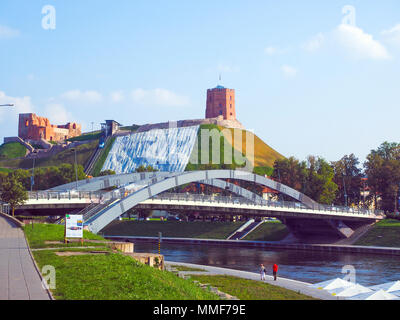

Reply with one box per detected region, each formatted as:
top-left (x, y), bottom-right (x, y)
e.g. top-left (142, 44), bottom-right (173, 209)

top-left (272, 142), bottom-right (400, 213)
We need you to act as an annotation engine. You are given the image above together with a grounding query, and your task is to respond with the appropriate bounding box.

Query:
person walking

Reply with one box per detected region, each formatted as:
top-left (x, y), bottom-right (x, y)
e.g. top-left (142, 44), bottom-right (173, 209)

top-left (260, 264), bottom-right (266, 281)
top-left (273, 263), bottom-right (279, 281)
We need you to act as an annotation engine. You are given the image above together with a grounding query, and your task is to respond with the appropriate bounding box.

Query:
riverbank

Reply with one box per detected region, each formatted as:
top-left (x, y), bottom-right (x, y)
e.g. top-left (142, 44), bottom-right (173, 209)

top-left (355, 219), bottom-right (400, 247)
top-left (165, 261), bottom-right (335, 300)
top-left (105, 235), bottom-right (400, 257)
top-left (23, 224), bottom-right (219, 300)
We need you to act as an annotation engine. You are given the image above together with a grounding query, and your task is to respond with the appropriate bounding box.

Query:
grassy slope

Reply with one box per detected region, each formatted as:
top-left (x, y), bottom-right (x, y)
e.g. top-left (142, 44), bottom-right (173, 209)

top-left (92, 136), bottom-right (116, 176)
top-left (190, 275), bottom-right (316, 300)
top-left (0, 142), bottom-right (27, 159)
top-left (218, 126), bottom-right (285, 168)
top-left (25, 224), bottom-right (217, 300)
top-left (0, 140), bottom-right (98, 169)
top-left (102, 221), bottom-right (245, 239)
top-left (355, 219), bottom-right (400, 248)
top-left (243, 221), bottom-right (290, 241)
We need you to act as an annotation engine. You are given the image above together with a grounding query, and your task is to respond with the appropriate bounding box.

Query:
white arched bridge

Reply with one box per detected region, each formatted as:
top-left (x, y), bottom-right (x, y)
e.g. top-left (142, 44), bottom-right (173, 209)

top-left (25, 169), bottom-right (385, 241)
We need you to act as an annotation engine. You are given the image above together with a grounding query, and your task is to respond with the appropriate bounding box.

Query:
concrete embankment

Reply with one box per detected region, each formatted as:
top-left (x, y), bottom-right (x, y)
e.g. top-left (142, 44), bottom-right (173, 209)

top-left (104, 235), bottom-right (400, 257)
top-left (165, 261), bottom-right (338, 300)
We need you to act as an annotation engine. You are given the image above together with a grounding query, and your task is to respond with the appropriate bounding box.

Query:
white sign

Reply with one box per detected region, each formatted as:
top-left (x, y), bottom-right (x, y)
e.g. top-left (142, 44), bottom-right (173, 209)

top-left (65, 214), bottom-right (83, 238)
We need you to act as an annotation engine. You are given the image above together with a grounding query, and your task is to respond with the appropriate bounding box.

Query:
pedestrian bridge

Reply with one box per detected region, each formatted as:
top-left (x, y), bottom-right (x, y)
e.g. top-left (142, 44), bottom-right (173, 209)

top-left (14, 169), bottom-right (385, 241)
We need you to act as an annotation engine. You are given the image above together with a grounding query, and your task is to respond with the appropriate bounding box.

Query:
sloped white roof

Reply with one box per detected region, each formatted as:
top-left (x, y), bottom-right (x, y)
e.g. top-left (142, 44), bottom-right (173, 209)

top-left (370, 281), bottom-right (400, 293)
top-left (310, 278), bottom-right (354, 291)
top-left (350, 289), bottom-right (399, 300)
top-left (330, 284), bottom-right (372, 298)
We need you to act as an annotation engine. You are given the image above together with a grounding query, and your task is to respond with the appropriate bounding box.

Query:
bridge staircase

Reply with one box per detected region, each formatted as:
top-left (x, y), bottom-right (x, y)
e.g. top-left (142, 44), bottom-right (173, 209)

top-left (83, 198), bottom-right (119, 225)
top-left (227, 220), bottom-right (264, 240)
top-left (84, 136), bottom-right (111, 175)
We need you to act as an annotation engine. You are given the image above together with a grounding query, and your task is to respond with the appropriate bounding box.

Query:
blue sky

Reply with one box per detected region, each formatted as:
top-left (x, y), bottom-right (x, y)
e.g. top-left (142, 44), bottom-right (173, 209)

top-left (1, 0), bottom-right (400, 164)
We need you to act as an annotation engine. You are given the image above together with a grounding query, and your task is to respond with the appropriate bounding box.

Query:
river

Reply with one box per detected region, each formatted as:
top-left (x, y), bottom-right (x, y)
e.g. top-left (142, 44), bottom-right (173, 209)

top-left (133, 242), bottom-right (400, 287)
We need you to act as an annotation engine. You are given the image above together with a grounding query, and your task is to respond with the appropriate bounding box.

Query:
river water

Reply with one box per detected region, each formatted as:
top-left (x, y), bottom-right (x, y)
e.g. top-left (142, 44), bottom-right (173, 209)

top-left (133, 242), bottom-right (400, 287)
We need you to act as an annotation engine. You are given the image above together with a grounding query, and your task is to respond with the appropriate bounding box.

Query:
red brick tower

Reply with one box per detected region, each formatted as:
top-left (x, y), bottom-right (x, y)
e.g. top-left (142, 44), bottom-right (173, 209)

top-left (205, 86), bottom-right (236, 120)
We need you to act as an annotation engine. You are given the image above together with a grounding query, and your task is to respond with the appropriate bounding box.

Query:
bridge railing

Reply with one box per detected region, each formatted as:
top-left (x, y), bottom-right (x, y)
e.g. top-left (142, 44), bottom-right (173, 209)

top-left (27, 191), bottom-right (104, 201)
top-left (151, 193), bottom-right (384, 217)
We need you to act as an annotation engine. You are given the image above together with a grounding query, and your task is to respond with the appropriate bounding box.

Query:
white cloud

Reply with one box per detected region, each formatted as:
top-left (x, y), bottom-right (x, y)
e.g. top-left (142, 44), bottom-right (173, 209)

top-left (382, 24), bottom-right (400, 48)
top-left (44, 103), bottom-right (73, 124)
top-left (131, 88), bottom-right (189, 107)
top-left (333, 24), bottom-right (391, 60)
top-left (61, 90), bottom-right (103, 104)
top-left (0, 91), bottom-right (34, 121)
top-left (0, 25), bottom-right (19, 39)
top-left (302, 33), bottom-right (325, 52)
top-left (281, 65), bottom-right (298, 78)
top-left (110, 91), bottom-right (125, 103)
top-left (264, 46), bottom-right (287, 56)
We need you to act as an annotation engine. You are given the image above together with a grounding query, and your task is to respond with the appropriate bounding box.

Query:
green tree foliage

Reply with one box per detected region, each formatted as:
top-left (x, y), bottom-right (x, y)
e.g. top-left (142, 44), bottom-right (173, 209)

top-left (134, 165), bottom-right (159, 173)
top-left (99, 170), bottom-right (116, 176)
top-left (272, 156), bottom-right (338, 204)
top-left (332, 154), bottom-right (363, 206)
top-left (364, 142), bottom-right (400, 213)
top-left (0, 173), bottom-right (28, 216)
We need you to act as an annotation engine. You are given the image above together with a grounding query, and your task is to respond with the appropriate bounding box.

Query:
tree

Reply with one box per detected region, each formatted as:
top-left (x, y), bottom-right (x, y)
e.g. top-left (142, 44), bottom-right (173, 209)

top-left (135, 165), bottom-right (158, 173)
top-left (0, 174), bottom-right (28, 216)
top-left (272, 156), bottom-right (338, 204)
top-left (99, 170), bottom-right (116, 176)
top-left (364, 142), bottom-right (400, 213)
top-left (332, 154), bottom-right (363, 206)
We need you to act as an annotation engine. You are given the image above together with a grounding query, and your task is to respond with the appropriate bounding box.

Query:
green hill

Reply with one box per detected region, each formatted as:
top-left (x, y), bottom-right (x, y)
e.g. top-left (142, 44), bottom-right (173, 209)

top-left (0, 142), bottom-right (28, 159)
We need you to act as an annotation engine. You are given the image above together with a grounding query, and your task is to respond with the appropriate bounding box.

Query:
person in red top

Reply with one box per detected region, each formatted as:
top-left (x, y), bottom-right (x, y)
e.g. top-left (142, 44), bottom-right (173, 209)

top-left (273, 264), bottom-right (279, 281)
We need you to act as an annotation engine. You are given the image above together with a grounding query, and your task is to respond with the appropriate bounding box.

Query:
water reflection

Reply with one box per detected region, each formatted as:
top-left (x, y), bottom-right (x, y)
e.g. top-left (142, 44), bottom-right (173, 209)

top-left (133, 242), bottom-right (400, 286)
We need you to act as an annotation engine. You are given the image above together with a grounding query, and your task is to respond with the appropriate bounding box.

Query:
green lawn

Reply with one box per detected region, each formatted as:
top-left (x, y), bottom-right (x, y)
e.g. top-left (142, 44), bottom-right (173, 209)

top-left (102, 221), bottom-right (246, 239)
top-left (32, 250), bottom-right (219, 300)
top-left (189, 275), bottom-right (317, 300)
top-left (243, 221), bottom-right (290, 241)
top-left (24, 223), bottom-right (219, 300)
top-left (24, 223), bottom-right (106, 249)
top-left (0, 142), bottom-right (27, 159)
top-left (171, 265), bottom-right (208, 272)
top-left (355, 219), bottom-right (400, 248)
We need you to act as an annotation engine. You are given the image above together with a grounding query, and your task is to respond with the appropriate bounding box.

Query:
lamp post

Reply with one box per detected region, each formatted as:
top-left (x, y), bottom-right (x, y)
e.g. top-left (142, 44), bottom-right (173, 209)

top-left (30, 151), bottom-right (38, 192)
top-left (343, 174), bottom-right (348, 207)
top-left (71, 148), bottom-right (78, 190)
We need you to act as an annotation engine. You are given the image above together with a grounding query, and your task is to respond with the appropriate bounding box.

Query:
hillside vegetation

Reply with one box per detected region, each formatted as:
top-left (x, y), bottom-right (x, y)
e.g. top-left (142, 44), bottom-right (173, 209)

top-left (0, 142), bottom-right (27, 159)
top-left (218, 126), bottom-right (284, 168)
top-left (0, 140), bottom-right (98, 170)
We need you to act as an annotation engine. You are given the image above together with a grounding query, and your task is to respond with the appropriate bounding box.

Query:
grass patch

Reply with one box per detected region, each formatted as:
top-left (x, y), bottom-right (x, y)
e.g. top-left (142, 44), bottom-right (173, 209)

top-left (243, 221), bottom-right (290, 242)
top-left (355, 219), bottom-right (400, 248)
top-left (0, 141), bottom-right (98, 170)
top-left (32, 249), bottom-right (219, 300)
top-left (102, 221), bottom-right (246, 239)
top-left (92, 137), bottom-right (116, 176)
top-left (24, 223), bottom-right (106, 249)
top-left (190, 275), bottom-right (316, 300)
top-left (0, 142), bottom-right (27, 159)
top-left (171, 265), bottom-right (208, 272)
top-left (67, 131), bottom-right (102, 142)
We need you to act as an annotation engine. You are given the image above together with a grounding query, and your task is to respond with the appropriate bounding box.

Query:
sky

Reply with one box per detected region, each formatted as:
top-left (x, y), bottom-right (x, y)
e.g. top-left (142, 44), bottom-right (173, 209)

top-left (0, 0), bottom-right (400, 165)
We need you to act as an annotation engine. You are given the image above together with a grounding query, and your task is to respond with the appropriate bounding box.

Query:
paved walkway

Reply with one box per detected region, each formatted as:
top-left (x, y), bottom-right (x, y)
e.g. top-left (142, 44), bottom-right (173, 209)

top-left (166, 261), bottom-right (340, 300)
top-left (0, 215), bottom-right (50, 300)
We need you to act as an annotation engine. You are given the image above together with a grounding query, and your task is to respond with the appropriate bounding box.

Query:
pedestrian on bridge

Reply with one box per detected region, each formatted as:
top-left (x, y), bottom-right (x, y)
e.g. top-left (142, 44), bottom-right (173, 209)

top-left (260, 264), bottom-right (266, 281)
top-left (273, 264), bottom-right (279, 281)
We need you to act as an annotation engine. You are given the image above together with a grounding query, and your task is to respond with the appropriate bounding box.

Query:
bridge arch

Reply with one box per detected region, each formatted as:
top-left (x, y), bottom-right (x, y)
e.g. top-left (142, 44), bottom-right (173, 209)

top-left (86, 170), bottom-right (318, 233)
